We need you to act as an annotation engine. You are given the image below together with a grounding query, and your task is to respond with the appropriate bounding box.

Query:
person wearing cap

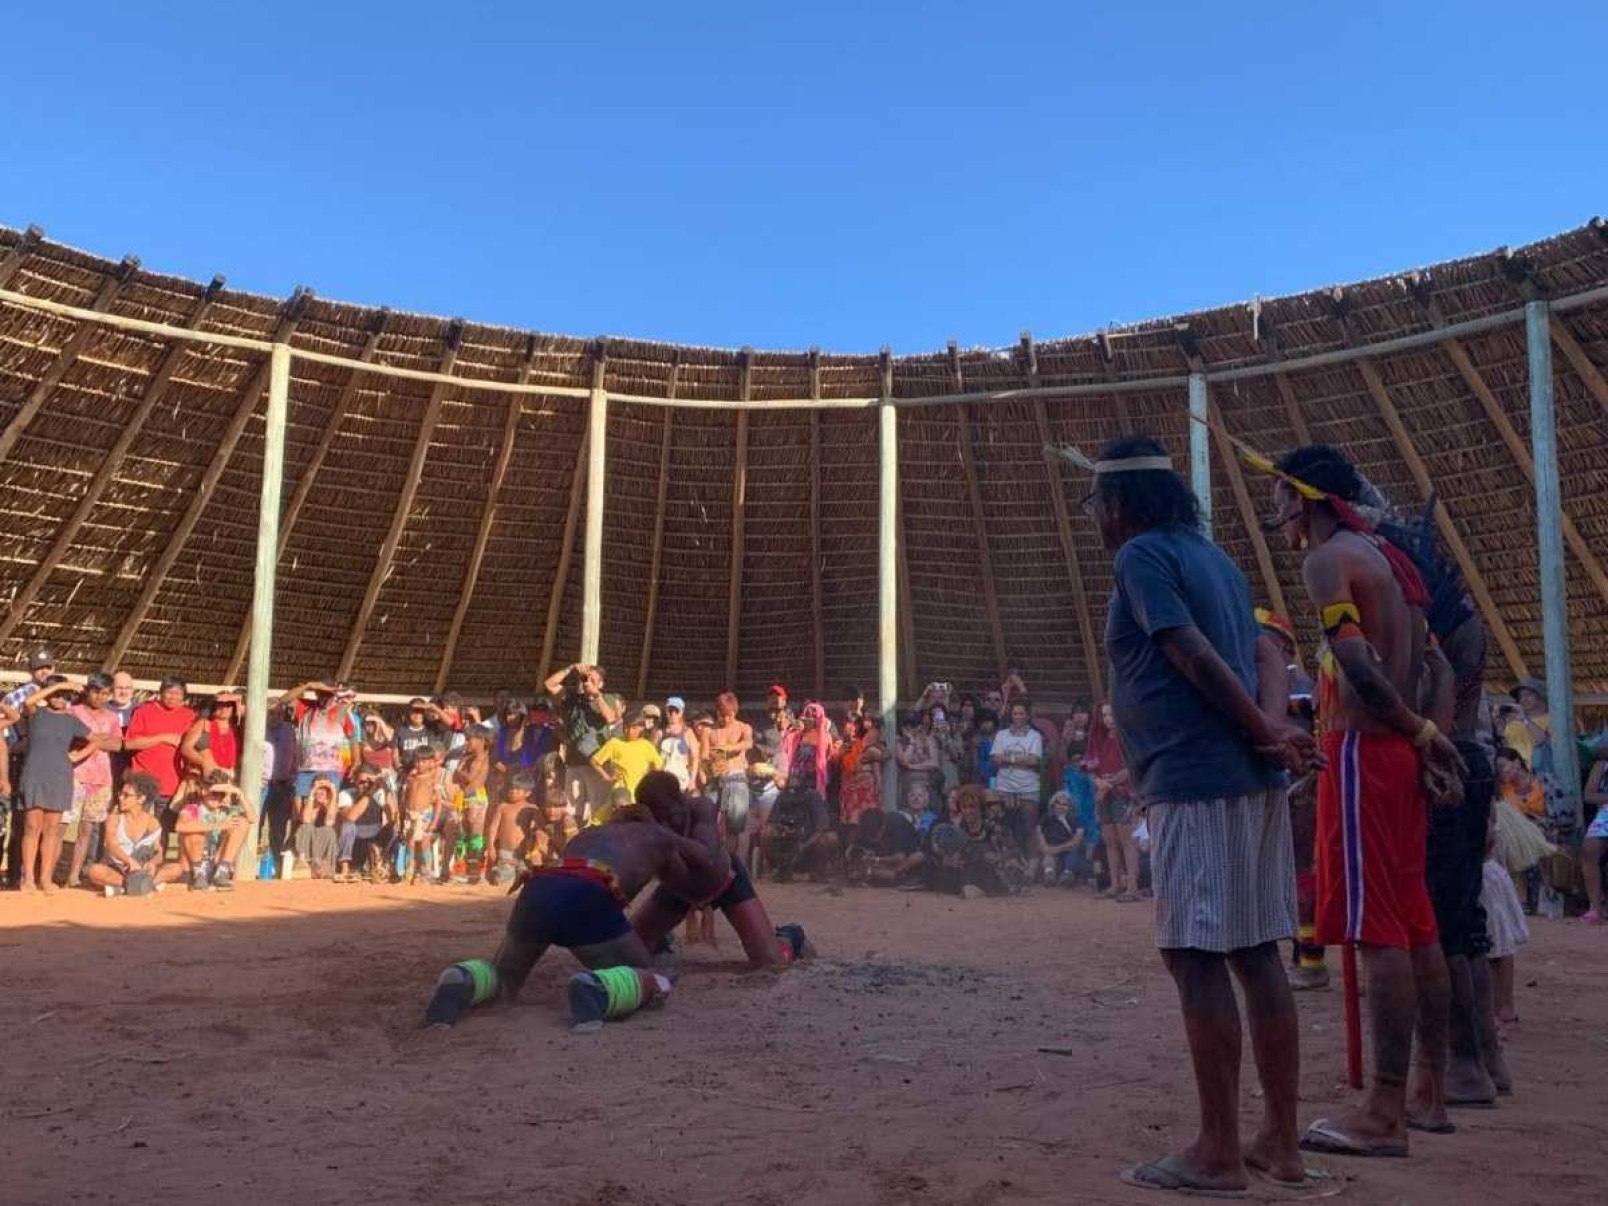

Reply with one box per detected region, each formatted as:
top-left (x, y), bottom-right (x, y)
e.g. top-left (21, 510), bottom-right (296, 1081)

top-left (1, 650), bottom-right (58, 836)
top-left (656, 697), bottom-right (700, 792)
top-left (590, 711), bottom-right (664, 820)
top-left (277, 679), bottom-right (362, 806)
top-left (122, 677), bottom-right (198, 826)
top-left (65, 671), bottom-right (125, 888)
top-left (180, 689), bottom-right (244, 779)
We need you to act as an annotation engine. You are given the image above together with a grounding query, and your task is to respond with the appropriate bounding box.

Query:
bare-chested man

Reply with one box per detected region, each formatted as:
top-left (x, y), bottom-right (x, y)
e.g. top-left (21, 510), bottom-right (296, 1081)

top-left (702, 691), bottom-right (754, 857)
top-left (1269, 445), bottom-right (1463, 1158)
top-left (423, 798), bottom-right (732, 1029)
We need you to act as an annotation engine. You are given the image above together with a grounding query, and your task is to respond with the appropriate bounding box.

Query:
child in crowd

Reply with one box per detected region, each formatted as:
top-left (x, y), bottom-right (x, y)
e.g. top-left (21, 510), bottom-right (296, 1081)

top-left (451, 723), bottom-right (493, 881)
top-left (402, 746), bottom-right (448, 885)
top-left (488, 770), bottom-right (540, 887)
top-left (590, 711), bottom-right (664, 817)
top-left (1483, 804), bottom-right (1531, 1029)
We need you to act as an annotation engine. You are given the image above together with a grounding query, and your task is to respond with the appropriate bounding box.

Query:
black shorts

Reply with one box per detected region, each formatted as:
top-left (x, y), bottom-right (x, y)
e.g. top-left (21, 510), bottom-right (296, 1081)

top-left (649, 856), bottom-right (755, 920)
top-left (1425, 741), bottom-right (1492, 959)
top-left (506, 871), bottom-right (632, 950)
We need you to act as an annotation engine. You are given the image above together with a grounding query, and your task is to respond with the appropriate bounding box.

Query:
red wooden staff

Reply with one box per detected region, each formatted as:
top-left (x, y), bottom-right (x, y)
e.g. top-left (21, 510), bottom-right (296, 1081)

top-left (1342, 944), bottom-right (1363, 1089)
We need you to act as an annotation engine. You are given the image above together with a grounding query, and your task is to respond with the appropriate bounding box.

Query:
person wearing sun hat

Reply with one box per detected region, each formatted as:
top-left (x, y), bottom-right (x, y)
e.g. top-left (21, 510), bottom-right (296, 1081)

top-left (656, 696), bottom-right (699, 791)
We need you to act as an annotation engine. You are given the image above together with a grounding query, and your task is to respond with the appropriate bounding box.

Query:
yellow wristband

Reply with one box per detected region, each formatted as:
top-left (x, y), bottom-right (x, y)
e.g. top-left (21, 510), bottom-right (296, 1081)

top-left (1411, 718), bottom-right (1439, 749)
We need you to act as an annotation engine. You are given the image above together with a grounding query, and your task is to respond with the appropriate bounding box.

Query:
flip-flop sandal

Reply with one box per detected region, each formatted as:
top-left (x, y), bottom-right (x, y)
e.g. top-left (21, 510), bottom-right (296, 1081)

top-left (1250, 1164), bottom-right (1333, 1189)
top-left (1446, 1096), bottom-right (1499, 1110)
top-left (1119, 1157), bottom-right (1247, 1199)
top-left (1299, 1119), bottom-right (1409, 1159)
top-left (1406, 1117), bottom-right (1458, 1134)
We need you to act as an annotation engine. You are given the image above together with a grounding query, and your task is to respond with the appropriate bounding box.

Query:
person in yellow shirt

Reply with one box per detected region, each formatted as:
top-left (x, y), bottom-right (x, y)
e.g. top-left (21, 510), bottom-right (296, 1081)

top-left (589, 711), bottom-right (664, 821)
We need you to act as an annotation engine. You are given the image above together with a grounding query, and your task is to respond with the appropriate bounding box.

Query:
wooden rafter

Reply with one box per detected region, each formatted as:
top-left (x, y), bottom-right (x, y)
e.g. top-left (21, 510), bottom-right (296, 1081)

top-left (537, 353), bottom-right (599, 687)
top-left (635, 356), bottom-right (679, 700)
top-left (0, 274), bottom-right (226, 647)
top-left (337, 322), bottom-right (463, 681)
top-left (1549, 313), bottom-right (1608, 423)
top-left (1096, 331), bottom-right (1133, 428)
top-left (1351, 354), bottom-right (1529, 679)
top-left (1024, 333), bottom-right (1105, 701)
top-left (808, 348), bottom-right (825, 699)
top-left (103, 290), bottom-right (312, 671)
top-left (1262, 320), bottom-right (1315, 446)
top-left (950, 343), bottom-right (1008, 683)
top-left (1208, 394), bottom-right (1293, 624)
top-left (0, 256), bottom-right (139, 466)
top-left (222, 309), bottom-right (392, 684)
top-left (886, 350), bottom-right (918, 697)
top-left (1417, 302), bottom-right (1608, 614)
top-left (724, 351), bottom-right (752, 689)
top-left (0, 226), bottom-right (44, 291)
top-left (434, 336), bottom-right (537, 693)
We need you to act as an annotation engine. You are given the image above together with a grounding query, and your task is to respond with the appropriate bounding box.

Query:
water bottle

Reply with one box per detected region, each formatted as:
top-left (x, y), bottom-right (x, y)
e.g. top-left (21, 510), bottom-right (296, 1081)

top-left (258, 847), bottom-right (277, 881)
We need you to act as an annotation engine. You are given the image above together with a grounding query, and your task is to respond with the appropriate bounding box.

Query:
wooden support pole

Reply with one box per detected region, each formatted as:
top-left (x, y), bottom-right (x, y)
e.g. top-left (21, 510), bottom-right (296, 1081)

top-left (0, 226), bottom-right (44, 291)
top-left (223, 310), bottom-right (392, 685)
top-left (1549, 313), bottom-right (1608, 423)
top-left (808, 349), bottom-right (826, 700)
top-left (878, 349), bottom-right (900, 812)
top-left (724, 351), bottom-right (752, 688)
top-left (635, 358), bottom-right (679, 700)
top-left (434, 337), bottom-right (536, 693)
top-left (950, 342), bottom-right (1008, 683)
top-left (1421, 316), bottom-right (1608, 613)
top-left (1526, 301), bottom-right (1582, 823)
top-left (579, 348), bottom-right (608, 667)
top-left (0, 275), bottom-right (226, 647)
top-left (0, 256), bottom-right (139, 466)
top-left (104, 291), bottom-right (311, 672)
top-left (338, 322), bottom-right (462, 681)
top-left (1025, 334), bottom-right (1105, 702)
top-left (1188, 371), bottom-right (1212, 537)
top-left (237, 342), bottom-right (291, 880)
top-left (538, 418), bottom-right (590, 688)
top-left (1208, 393), bottom-right (1293, 624)
top-left (1353, 356), bottom-right (1528, 680)
top-left (886, 351), bottom-right (918, 699)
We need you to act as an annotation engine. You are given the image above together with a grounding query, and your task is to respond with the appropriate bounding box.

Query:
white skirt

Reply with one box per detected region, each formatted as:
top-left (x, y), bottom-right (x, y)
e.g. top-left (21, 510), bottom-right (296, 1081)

top-left (1481, 858), bottom-right (1530, 959)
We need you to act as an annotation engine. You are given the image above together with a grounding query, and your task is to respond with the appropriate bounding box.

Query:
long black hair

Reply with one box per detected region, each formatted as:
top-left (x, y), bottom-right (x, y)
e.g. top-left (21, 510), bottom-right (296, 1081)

top-left (1274, 443), bottom-right (1364, 502)
top-left (1092, 435), bottom-right (1200, 533)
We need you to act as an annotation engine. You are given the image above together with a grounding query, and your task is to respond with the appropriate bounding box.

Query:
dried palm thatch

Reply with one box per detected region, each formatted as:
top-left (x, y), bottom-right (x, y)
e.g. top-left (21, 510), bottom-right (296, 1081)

top-left (2, 220), bottom-right (1607, 705)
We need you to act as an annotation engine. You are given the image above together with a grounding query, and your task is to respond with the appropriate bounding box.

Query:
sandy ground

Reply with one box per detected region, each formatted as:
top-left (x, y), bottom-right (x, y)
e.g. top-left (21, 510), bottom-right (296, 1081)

top-left (1, 879), bottom-right (1604, 1206)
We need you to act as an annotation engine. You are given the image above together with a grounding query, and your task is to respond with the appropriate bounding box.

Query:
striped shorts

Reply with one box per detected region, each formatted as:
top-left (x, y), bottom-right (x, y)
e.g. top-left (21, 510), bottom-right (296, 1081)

top-left (1149, 788), bottom-right (1297, 953)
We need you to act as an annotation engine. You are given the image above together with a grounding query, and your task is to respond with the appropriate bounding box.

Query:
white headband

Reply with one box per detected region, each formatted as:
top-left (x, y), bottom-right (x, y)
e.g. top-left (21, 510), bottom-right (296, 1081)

top-left (1093, 456), bottom-right (1174, 474)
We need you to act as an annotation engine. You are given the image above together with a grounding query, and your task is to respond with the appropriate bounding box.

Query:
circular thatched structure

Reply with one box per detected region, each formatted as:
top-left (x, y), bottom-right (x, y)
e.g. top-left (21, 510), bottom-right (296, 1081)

top-left (2, 220), bottom-right (1606, 705)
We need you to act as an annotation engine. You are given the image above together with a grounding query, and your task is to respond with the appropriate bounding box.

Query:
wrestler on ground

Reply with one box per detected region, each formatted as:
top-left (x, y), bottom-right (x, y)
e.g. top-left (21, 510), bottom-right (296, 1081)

top-left (422, 793), bottom-right (731, 1029)
top-left (628, 773), bottom-right (815, 968)
top-left (1269, 443), bottom-right (1464, 1157)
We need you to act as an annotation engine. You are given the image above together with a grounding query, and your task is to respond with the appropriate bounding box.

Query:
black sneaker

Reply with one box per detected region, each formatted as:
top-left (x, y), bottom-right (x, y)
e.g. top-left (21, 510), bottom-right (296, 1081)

top-left (210, 861), bottom-right (235, 892)
top-left (190, 860), bottom-right (213, 892)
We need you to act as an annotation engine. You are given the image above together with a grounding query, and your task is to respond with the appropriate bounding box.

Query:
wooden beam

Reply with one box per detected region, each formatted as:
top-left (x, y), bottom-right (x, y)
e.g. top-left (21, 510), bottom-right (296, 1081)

top-left (103, 290), bottom-right (312, 671)
top-left (337, 322), bottom-right (463, 682)
top-left (0, 256), bottom-right (139, 466)
top-left (0, 226), bottom-right (44, 291)
top-left (1549, 313), bottom-right (1608, 423)
top-left (222, 309), bottom-right (392, 684)
top-left (887, 350), bottom-right (918, 698)
top-left (878, 351), bottom-right (900, 808)
top-left (635, 356), bottom-right (679, 700)
top-left (808, 348), bottom-right (826, 699)
top-left (0, 274), bottom-right (226, 647)
top-left (1261, 321), bottom-right (1315, 447)
top-left (950, 343), bottom-right (1008, 683)
top-left (725, 351), bottom-right (752, 689)
top-left (1024, 333), bottom-right (1105, 701)
top-left (1352, 356), bottom-right (1529, 679)
top-left (434, 337), bottom-right (537, 694)
top-left (1208, 393), bottom-right (1293, 624)
top-left (538, 350), bottom-right (600, 688)
top-left (1422, 310), bottom-right (1608, 614)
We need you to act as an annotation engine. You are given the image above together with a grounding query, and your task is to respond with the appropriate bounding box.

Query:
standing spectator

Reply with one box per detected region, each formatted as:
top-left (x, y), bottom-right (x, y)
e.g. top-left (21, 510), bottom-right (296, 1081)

top-left (122, 677), bottom-right (197, 822)
top-left (929, 706), bottom-right (964, 795)
top-left (180, 689), bottom-right (242, 778)
top-left (106, 669), bottom-right (138, 786)
top-left (991, 700), bottom-right (1045, 856)
top-left (656, 696), bottom-right (701, 792)
top-left (3, 649), bottom-right (59, 880)
top-left (1580, 752), bottom-right (1608, 924)
top-left (87, 773), bottom-right (182, 894)
top-left (492, 700), bottom-right (551, 797)
top-left (704, 692), bottom-right (754, 856)
top-left (1503, 679), bottom-right (1568, 826)
top-left (542, 662), bottom-right (622, 821)
top-left (1092, 436), bottom-right (1311, 1195)
top-left (590, 711), bottom-right (664, 814)
top-left (838, 715), bottom-right (886, 830)
top-left (17, 678), bottom-right (96, 891)
top-left (393, 698), bottom-right (440, 768)
top-left (1085, 703), bottom-right (1139, 900)
top-left (66, 672), bottom-right (123, 888)
top-left (279, 680), bottom-right (362, 806)
top-left (968, 708), bottom-right (1000, 788)
top-left (840, 686), bottom-right (866, 731)
top-left (757, 684), bottom-right (796, 768)
top-left (259, 702), bottom-right (298, 873)
top-left (894, 711), bottom-right (940, 799)
top-left (779, 702), bottom-right (836, 803)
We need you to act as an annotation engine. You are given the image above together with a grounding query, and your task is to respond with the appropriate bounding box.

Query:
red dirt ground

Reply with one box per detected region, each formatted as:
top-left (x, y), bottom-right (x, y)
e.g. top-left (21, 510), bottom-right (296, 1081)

top-left (1, 880), bottom-right (1604, 1205)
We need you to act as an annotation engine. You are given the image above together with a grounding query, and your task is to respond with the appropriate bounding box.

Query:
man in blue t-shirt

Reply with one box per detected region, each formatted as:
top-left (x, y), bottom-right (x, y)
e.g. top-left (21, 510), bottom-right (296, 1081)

top-left (1086, 436), bottom-right (1319, 1199)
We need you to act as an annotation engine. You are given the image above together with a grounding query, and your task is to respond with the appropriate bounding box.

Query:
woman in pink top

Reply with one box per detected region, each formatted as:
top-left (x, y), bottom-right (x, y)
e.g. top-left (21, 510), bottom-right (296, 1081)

top-left (67, 672), bottom-right (124, 888)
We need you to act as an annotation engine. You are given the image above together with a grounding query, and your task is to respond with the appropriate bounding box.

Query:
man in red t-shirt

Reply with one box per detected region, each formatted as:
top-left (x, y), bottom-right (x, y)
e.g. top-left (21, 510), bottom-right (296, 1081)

top-left (123, 677), bottom-right (197, 809)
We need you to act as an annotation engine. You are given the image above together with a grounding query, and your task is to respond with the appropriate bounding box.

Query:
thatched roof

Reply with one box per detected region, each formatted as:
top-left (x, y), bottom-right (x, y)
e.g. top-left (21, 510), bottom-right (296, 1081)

top-left (3, 220), bottom-right (1607, 705)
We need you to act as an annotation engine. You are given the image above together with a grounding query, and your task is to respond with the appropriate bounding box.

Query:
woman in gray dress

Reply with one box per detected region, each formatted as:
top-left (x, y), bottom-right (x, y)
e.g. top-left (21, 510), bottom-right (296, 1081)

top-left (19, 677), bottom-right (92, 892)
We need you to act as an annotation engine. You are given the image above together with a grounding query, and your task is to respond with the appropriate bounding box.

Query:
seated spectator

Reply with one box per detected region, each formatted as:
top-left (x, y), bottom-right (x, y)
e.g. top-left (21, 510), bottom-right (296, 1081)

top-left (335, 764), bottom-right (396, 883)
top-left (66, 671), bottom-right (123, 888)
top-left (174, 771), bottom-right (253, 891)
top-left (18, 677), bottom-right (98, 893)
top-left (88, 774), bottom-right (183, 895)
top-left (1039, 790), bottom-right (1091, 886)
top-left (293, 777), bottom-right (341, 879)
top-left (488, 770), bottom-right (541, 886)
top-left (764, 778), bottom-right (839, 882)
top-left (924, 785), bottom-right (1011, 897)
top-left (847, 799), bottom-right (925, 888)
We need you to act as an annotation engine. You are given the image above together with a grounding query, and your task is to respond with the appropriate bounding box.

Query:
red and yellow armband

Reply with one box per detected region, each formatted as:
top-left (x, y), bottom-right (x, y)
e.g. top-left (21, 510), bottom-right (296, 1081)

top-left (1321, 602), bottom-right (1364, 643)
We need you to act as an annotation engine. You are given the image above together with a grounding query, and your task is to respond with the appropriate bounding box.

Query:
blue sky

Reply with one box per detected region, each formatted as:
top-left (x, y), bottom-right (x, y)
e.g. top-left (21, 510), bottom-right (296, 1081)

top-left (5, 2), bottom-right (1605, 353)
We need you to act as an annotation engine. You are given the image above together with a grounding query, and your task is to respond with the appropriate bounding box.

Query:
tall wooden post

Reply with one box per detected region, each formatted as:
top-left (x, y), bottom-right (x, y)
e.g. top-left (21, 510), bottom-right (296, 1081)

top-left (725, 351), bottom-right (752, 689)
top-left (1525, 300), bottom-right (1581, 824)
top-left (581, 355), bottom-right (608, 666)
top-left (238, 343), bottom-right (291, 880)
top-left (808, 348), bottom-right (826, 699)
top-left (1188, 372), bottom-right (1211, 535)
top-left (878, 362), bottom-right (899, 812)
